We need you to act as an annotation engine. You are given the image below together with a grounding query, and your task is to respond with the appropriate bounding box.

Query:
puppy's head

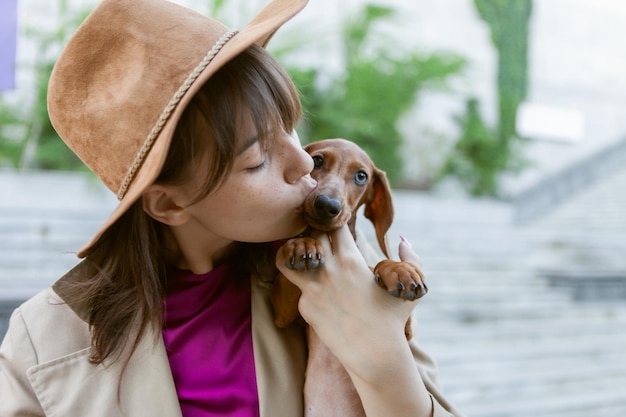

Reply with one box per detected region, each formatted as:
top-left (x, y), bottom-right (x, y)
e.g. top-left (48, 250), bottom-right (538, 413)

top-left (303, 138), bottom-right (394, 258)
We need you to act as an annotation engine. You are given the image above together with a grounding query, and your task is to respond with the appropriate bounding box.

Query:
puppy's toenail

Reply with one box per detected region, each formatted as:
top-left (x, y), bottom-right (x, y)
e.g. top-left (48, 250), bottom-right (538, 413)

top-left (415, 284), bottom-right (428, 299)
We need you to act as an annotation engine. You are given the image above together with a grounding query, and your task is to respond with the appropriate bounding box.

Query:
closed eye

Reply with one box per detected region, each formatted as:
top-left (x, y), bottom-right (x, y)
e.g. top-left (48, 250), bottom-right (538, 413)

top-left (246, 157), bottom-right (268, 172)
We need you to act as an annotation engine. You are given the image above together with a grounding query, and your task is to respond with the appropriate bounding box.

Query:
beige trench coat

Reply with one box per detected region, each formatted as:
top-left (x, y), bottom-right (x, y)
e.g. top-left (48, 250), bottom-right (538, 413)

top-left (0, 260), bottom-right (463, 417)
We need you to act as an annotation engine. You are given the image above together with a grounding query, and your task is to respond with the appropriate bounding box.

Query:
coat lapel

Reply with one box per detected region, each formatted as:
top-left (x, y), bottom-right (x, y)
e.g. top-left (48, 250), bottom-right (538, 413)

top-left (26, 262), bottom-right (184, 417)
top-left (28, 328), bottom-right (181, 417)
top-left (38, 261), bottom-right (307, 417)
top-left (26, 327), bottom-right (182, 417)
top-left (251, 275), bottom-right (307, 417)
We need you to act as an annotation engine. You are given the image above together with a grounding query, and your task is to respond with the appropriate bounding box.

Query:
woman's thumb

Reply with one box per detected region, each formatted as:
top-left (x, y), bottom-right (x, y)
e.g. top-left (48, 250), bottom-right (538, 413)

top-left (398, 235), bottom-right (422, 267)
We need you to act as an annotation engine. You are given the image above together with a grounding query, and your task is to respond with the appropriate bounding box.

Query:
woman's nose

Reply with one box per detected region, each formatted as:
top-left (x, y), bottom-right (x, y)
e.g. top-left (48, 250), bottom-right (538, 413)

top-left (284, 132), bottom-right (314, 184)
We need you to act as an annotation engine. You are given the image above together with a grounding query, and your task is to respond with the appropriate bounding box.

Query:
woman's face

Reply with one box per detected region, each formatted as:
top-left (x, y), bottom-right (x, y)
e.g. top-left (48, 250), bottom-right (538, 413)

top-left (178, 127), bottom-right (316, 247)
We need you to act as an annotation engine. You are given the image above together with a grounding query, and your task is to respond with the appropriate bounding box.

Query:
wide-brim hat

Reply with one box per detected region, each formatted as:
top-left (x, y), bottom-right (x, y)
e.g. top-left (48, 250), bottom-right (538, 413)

top-left (48, 0), bottom-right (308, 258)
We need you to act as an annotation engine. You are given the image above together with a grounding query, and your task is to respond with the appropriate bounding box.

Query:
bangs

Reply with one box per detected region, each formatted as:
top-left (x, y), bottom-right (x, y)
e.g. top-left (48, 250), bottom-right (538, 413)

top-left (237, 45), bottom-right (302, 152)
top-left (158, 44), bottom-right (302, 203)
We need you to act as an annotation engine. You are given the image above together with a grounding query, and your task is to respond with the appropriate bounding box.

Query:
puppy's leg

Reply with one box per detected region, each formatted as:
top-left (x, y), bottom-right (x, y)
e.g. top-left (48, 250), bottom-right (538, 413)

top-left (272, 274), bottom-right (303, 328)
top-left (304, 326), bottom-right (365, 417)
top-left (271, 237), bottom-right (326, 328)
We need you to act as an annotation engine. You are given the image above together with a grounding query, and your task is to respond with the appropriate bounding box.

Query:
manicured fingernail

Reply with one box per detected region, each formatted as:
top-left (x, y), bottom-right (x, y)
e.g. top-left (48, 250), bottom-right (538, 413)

top-left (400, 235), bottom-right (412, 248)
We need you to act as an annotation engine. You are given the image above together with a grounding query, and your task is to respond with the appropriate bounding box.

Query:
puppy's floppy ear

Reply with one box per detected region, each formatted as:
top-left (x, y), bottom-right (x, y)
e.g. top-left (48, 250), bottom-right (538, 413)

top-left (364, 167), bottom-right (394, 259)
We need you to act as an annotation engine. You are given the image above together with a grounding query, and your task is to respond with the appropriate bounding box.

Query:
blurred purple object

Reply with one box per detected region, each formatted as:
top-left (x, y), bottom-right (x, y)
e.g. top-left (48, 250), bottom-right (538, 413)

top-left (0, 0), bottom-right (18, 91)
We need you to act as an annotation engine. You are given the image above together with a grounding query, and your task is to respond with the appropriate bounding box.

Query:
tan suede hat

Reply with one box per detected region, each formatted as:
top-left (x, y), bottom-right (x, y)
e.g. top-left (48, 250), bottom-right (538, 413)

top-left (48, 0), bottom-right (308, 257)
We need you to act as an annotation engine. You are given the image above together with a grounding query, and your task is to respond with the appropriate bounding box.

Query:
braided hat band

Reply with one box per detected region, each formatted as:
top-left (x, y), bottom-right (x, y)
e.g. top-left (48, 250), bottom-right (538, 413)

top-left (117, 29), bottom-right (239, 200)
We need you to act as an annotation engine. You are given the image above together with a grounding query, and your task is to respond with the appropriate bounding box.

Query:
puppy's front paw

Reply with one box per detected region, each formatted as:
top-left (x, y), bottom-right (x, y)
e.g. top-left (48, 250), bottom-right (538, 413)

top-left (284, 237), bottom-right (325, 271)
top-left (373, 260), bottom-right (427, 301)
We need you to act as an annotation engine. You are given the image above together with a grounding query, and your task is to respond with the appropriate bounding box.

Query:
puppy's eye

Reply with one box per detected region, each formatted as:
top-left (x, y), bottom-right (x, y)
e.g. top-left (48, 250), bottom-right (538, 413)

top-left (312, 155), bottom-right (324, 169)
top-left (354, 170), bottom-right (368, 185)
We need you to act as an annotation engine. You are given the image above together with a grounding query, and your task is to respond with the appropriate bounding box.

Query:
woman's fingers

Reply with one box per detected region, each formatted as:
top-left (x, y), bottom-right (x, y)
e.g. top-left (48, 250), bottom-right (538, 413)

top-left (308, 225), bottom-right (358, 257)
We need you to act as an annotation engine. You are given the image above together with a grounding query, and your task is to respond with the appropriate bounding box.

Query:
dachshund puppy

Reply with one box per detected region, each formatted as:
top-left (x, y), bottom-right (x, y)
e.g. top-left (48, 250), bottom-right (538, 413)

top-left (271, 138), bottom-right (427, 417)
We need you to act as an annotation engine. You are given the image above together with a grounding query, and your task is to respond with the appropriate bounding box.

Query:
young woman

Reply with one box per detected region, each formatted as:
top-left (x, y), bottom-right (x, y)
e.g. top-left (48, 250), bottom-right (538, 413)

top-left (0, 0), bottom-right (464, 416)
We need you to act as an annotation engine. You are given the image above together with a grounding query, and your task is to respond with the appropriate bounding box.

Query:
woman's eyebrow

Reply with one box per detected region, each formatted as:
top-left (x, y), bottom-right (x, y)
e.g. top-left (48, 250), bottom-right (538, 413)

top-left (236, 135), bottom-right (259, 156)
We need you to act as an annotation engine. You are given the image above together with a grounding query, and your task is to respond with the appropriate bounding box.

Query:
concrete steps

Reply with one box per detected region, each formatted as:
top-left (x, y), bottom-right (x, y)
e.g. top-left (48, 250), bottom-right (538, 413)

top-left (364, 189), bottom-right (626, 417)
top-left (0, 171), bottom-right (114, 296)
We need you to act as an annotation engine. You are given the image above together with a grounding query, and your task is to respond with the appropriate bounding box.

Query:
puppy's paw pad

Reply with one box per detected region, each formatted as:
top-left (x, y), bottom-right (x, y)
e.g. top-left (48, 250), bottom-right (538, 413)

top-left (373, 260), bottom-right (427, 301)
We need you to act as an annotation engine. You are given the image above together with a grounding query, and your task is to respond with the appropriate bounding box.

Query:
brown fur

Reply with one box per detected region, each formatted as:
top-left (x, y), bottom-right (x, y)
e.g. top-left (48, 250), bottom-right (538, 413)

top-left (271, 139), bottom-right (427, 416)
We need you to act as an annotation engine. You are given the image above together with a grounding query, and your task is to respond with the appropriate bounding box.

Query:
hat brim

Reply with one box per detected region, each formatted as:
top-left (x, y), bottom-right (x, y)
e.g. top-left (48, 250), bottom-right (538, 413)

top-left (76, 0), bottom-right (308, 257)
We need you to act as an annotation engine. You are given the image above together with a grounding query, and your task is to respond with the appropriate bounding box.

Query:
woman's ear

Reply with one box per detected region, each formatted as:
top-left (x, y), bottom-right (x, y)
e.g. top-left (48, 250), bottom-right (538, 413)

top-left (142, 184), bottom-right (189, 226)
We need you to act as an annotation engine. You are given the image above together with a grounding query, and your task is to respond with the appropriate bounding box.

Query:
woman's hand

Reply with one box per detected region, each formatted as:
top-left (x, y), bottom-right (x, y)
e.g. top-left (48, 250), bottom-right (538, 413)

top-left (275, 226), bottom-right (433, 417)
top-left (276, 226), bottom-right (416, 367)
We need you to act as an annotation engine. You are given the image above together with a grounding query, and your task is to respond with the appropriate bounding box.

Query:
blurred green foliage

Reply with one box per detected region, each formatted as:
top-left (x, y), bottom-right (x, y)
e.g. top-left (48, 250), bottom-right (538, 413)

top-left (444, 98), bottom-right (506, 196)
top-left (444, 0), bottom-right (532, 196)
top-left (288, 4), bottom-right (466, 184)
top-left (477, 0), bottom-right (532, 145)
top-left (2, 0), bottom-right (528, 196)
top-left (0, 0), bottom-right (89, 170)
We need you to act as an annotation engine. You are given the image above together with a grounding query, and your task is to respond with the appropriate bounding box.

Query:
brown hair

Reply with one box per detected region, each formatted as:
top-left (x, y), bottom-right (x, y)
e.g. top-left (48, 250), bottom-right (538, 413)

top-left (80, 44), bottom-right (302, 364)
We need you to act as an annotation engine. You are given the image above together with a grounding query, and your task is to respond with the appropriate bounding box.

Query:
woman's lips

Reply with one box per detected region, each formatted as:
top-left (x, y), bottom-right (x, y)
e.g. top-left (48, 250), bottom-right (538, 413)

top-left (296, 178), bottom-right (317, 213)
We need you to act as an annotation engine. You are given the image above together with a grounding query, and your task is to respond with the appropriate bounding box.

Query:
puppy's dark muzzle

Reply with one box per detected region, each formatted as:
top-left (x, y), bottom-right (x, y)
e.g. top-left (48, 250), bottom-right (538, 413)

top-left (314, 194), bottom-right (342, 219)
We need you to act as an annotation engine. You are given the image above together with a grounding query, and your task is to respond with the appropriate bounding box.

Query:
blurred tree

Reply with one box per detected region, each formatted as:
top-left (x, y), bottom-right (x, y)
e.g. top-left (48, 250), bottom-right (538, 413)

top-left (444, 0), bottom-right (532, 197)
top-left (1, 0), bottom-right (467, 184)
top-left (476, 0), bottom-right (532, 145)
top-left (444, 98), bottom-right (506, 195)
top-left (287, 4), bottom-right (465, 184)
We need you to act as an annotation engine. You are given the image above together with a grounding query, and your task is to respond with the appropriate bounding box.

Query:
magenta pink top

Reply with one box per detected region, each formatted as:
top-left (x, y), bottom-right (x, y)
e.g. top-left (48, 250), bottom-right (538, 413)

top-left (163, 263), bottom-right (260, 417)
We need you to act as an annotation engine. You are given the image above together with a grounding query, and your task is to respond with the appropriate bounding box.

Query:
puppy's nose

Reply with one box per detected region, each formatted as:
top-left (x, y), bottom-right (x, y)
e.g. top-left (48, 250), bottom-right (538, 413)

top-left (314, 195), bottom-right (342, 219)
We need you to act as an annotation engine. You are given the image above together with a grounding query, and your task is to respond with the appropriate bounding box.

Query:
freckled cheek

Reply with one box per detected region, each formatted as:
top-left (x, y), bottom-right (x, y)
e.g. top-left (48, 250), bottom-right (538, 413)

top-left (239, 186), bottom-right (264, 206)
top-left (230, 190), bottom-right (271, 222)
top-left (244, 190), bottom-right (292, 223)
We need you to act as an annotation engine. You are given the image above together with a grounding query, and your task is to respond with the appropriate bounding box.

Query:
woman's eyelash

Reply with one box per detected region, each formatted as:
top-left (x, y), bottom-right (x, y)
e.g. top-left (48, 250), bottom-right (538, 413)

top-left (247, 157), bottom-right (268, 172)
